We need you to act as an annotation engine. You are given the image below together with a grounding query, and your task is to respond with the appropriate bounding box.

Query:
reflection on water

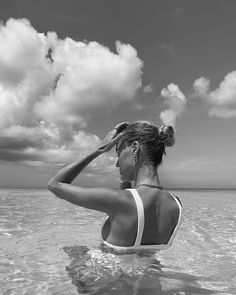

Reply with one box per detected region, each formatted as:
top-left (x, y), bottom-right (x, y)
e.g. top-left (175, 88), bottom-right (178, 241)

top-left (63, 245), bottom-right (217, 295)
top-left (0, 189), bottom-right (236, 294)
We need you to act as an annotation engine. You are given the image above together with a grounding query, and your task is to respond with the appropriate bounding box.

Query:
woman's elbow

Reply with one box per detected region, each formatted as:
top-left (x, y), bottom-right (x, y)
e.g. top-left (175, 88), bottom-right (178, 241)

top-left (47, 181), bottom-right (64, 200)
top-left (48, 179), bottom-right (58, 193)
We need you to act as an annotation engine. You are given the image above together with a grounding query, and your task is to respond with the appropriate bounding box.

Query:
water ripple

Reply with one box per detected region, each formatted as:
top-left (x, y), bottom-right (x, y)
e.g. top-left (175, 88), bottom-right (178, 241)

top-left (0, 189), bottom-right (236, 294)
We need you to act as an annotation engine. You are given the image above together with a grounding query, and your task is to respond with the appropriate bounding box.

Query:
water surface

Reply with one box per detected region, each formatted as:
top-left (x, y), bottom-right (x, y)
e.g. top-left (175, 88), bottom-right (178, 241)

top-left (0, 189), bottom-right (236, 294)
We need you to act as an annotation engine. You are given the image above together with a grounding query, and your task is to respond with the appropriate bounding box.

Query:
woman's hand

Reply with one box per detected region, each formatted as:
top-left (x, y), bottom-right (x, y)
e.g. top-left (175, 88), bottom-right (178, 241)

top-left (97, 122), bottom-right (129, 154)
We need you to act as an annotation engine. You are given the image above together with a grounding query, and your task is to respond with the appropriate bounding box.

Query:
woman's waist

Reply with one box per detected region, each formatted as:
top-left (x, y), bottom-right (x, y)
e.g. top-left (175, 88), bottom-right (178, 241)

top-left (101, 216), bottom-right (172, 247)
top-left (100, 237), bottom-right (170, 254)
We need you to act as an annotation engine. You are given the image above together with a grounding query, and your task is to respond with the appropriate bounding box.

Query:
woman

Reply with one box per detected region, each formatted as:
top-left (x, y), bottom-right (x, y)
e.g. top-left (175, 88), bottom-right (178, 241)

top-left (48, 121), bottom-right (182, 252)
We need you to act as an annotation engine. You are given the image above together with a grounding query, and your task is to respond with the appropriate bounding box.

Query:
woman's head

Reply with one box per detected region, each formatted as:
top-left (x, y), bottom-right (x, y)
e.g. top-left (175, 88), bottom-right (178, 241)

top-left (115, 121), bottom-right (175, 180)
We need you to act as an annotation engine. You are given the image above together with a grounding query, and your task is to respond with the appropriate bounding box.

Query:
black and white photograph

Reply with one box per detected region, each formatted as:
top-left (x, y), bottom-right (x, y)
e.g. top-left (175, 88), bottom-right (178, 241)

top-left (0, 1), bottom-right (236, 294)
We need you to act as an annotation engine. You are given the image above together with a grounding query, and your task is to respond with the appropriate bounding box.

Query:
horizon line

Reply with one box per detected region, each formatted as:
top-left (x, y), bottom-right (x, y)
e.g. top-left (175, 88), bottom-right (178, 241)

top-left (0, 186), bottom-right (235, 190)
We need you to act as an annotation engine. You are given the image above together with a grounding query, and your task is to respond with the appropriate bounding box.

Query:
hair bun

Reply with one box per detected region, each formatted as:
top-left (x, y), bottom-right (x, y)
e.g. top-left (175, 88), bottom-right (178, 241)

top-left (158, 125), bottom-right (175, 147)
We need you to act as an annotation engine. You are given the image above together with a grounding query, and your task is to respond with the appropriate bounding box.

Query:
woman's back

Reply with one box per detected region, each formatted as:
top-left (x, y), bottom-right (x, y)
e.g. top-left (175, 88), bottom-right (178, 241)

top-left (141, 188), bottom-right (181, 244)
top-left (102, 188), bottom-right (182, 248)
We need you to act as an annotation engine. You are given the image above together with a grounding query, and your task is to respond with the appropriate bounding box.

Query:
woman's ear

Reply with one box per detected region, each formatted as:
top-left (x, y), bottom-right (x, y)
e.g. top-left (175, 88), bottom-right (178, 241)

top-left (131, 141), bottom-right (140, 154)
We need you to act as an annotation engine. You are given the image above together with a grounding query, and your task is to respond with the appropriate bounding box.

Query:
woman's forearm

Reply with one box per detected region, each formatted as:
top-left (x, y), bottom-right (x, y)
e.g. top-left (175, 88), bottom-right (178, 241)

top-left (48, 149), bottom-right (102, 186)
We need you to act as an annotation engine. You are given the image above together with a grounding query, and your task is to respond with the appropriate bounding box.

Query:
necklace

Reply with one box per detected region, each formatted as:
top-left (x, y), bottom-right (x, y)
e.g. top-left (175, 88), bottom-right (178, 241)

top-left (136, 183), bottom-right (163, 190)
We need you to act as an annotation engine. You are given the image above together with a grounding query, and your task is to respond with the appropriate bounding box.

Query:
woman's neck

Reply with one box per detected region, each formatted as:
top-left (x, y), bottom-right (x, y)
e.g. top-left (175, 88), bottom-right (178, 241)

top-left (133, 164), bottom-right (160, 187)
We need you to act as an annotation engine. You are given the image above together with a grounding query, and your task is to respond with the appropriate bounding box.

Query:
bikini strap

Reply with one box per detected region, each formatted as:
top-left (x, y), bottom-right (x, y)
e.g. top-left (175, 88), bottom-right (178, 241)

top-left (126, 189), bottom-right (144, 246)
top-left (167, 193), bottom-right (182, 245)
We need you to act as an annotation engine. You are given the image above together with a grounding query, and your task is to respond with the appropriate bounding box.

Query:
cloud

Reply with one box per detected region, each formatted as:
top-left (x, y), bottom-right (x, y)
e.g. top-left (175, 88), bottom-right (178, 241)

top-left (0, 18), bottom-right (143, 175)
top-left (193, 72), bottom-right (236, 118)
top-left (160, 83), bottom-right (187, 126)
top-left (208, 71), bottom-right (236, 106)
top-left (0, 18), bottom-right (142, 130)
top-left (0, 123), bottom-right (116, 175)
top-left (0, 19), bottom-right (54, 129)
top-left (193, 77), bottom-right (210, 97)
top-left (143, 84), bottom-right (153, 93)
top-left (35, 39), bottom-right (143, 127)
top-left (208, 107), bottom-right (236, 118)
top-left (162, 71), bottom-right (236, 123)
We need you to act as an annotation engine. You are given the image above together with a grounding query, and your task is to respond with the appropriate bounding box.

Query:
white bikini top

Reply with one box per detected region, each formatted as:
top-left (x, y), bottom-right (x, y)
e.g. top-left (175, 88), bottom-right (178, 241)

top-left (101, 188), bottom-right (182, 252)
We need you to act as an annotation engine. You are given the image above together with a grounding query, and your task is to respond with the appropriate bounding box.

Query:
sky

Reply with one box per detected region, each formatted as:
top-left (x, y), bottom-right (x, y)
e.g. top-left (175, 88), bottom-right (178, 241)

top-left (0, 0), bottom-right (235, 189)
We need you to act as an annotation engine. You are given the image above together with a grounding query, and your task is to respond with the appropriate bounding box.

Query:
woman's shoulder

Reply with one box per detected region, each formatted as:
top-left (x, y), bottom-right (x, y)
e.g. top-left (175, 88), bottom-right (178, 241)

top-left (158, 189), bottom-right (179, 198)
top-left (157, 189), bottom-right (182, 208)
top-left (116, 189), bottom-right (136, 209)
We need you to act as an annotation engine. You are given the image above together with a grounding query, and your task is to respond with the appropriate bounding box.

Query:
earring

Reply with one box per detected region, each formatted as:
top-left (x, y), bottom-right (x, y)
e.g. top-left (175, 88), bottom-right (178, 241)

top-left (132, 153), bottom-right (138, 163)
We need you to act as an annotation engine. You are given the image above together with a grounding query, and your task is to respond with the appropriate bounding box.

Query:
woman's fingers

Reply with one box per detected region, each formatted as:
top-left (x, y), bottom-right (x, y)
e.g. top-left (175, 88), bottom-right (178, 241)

top-left (115, 122), bottom-right (129, 133)
top-left (113, 131), bottom-right (125, 143)
top-left (100, 122), bottom-right (128, 153)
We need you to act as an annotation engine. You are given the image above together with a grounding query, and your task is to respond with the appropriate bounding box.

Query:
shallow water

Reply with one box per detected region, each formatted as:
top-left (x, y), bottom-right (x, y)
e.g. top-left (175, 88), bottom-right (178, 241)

top-left (0, 189), bottom-right (236, 294)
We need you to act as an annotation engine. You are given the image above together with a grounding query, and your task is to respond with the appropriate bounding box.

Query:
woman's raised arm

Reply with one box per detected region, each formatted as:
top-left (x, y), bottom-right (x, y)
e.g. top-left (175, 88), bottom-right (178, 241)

top-left (48, 122), bottom-right (129, 214)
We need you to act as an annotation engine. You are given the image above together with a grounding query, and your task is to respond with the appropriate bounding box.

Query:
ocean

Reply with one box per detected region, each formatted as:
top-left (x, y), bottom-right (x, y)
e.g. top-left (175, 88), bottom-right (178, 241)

top-left (0, 188), bottom-right (236, 295)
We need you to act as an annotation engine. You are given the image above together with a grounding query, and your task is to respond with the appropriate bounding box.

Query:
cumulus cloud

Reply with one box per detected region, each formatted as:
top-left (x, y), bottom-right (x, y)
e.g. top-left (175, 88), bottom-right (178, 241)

top-left (0, 18), bottom-right (143, 174)
top-left (160, 71), bottom-right (236, 124)
top-left (193, 77), bottom-right (210, 98)
top-left (0, 19), bottom-right (54, 129)
top-left (193, 72), bottom-right (236, 118)
top-left (35, 39), bottom-right (143, 126)
top-left (160, 83), bottom-right (187, 126)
